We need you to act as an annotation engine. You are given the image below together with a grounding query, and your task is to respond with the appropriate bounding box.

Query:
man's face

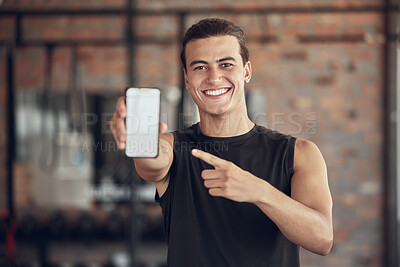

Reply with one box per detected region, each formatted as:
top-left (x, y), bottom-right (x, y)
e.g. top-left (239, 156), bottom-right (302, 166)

top-left (184, 35), bottom-right (252, 117)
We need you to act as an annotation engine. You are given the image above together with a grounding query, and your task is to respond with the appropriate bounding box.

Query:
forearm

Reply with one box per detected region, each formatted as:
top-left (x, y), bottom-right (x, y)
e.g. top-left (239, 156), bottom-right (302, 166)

top-left (253, 180), bottom-right (333, 255)
top-left (134, 134), bottom-right (173, 182)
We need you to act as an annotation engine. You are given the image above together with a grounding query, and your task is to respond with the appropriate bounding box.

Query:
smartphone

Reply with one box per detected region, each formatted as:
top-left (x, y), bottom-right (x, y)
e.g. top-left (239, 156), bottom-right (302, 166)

top-left (125, 87), bottom-right (160, 158)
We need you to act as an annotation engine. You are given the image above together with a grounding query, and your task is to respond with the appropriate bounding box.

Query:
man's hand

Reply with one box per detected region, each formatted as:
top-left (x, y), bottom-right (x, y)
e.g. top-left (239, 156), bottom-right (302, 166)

top-left (191, 149), bottom-right (265, 203)
top-left (110, 96), bottom-right (127, 150)
top-left (110, 96), bottom-right (168, 150)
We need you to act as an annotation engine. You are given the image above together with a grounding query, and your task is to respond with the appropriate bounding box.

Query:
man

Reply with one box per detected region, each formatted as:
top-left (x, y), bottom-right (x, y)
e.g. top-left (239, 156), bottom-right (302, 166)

top-left (111, 18), bottom-right (333, 266)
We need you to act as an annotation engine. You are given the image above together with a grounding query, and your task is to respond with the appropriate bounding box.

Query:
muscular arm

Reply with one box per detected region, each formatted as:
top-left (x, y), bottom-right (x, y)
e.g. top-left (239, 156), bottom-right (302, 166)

top-left (110, 96), bottom-right (173, 196)
top-left (253, 139), bottom-right (333, 255)
top-left (192, 139), bottom-right (333, 256)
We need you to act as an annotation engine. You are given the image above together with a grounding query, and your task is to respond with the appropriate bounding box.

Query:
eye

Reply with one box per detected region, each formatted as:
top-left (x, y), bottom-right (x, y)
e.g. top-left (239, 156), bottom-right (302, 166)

top-left (221, 63), bottom-right (234, 68)
top-left (194, 66), bottom-right (207, 71)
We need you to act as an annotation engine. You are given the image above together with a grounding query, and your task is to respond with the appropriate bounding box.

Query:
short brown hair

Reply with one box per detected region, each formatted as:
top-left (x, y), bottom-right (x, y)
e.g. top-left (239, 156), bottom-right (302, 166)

top-left (180, 18), bottom-right (250, 71)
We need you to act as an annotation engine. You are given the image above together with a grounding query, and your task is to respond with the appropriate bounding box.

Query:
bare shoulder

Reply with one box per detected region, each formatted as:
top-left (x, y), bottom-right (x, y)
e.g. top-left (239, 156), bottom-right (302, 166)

top-left (294, 138), bottom-right (320, 155)
top-left (293, 138), bottom-right (326, 172)
top-left (291, 138), bottom-right (332, 215)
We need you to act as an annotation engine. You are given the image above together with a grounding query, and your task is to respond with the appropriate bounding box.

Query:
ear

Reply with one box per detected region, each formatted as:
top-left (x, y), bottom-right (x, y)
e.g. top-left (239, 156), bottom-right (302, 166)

top-left (244, 61), bottom-right (252, 84)
top-left (183, 68), bottom-right (190, 90)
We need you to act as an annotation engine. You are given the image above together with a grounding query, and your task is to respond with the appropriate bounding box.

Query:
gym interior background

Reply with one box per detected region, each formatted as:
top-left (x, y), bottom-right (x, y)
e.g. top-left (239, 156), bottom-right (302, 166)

top-left (0, 0), bottom-right (399, 266)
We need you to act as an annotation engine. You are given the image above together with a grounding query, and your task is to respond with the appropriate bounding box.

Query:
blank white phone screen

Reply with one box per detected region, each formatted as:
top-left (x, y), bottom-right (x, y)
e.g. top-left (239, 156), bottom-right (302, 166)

top-left (125, 88), bottom-right (160, 157)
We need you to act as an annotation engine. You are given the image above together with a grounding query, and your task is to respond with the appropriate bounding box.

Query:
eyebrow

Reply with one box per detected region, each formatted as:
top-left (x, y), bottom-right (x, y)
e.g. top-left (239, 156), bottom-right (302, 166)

top-left (189, 57), bottom-right (237, 67)
top-left (190, 60), bottom-right (208, 67)
top-left (218, 57), bottom-right (236, 63)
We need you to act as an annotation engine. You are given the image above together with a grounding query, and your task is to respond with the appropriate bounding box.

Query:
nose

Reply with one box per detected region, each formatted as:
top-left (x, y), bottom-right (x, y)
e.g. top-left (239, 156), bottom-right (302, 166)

top-left (207, 67), bottom-right (222, 84)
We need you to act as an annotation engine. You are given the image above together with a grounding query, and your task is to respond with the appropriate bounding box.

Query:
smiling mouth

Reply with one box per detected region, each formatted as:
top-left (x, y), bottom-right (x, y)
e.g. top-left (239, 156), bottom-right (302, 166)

top-left (203, 88), bottom-right (231, 96)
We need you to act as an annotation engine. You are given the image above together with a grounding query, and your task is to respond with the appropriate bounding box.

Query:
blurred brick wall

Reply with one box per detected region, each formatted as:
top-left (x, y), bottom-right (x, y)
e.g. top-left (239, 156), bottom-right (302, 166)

top-left (0, 0), bottom-right (390, 266)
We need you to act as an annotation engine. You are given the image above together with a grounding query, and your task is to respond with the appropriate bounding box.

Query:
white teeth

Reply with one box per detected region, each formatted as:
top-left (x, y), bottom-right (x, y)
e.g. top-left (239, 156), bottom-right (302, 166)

top-left (204, 88), bottom-right (229, 96)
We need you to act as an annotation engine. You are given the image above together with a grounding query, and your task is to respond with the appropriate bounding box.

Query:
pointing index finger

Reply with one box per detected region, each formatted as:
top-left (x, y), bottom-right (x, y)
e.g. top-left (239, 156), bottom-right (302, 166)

top-left (191, 149), bottom-right (226, 168)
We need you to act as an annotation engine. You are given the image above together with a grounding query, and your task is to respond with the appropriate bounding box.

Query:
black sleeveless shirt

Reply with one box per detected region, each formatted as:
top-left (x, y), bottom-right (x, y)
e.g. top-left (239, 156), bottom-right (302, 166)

top-left (155, 123), bottom-right (299, 267)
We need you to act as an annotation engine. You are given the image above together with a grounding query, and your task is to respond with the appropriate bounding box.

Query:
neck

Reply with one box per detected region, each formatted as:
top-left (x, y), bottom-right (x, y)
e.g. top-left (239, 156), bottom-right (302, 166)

top-left (199, 113), bottom-right (255, 137)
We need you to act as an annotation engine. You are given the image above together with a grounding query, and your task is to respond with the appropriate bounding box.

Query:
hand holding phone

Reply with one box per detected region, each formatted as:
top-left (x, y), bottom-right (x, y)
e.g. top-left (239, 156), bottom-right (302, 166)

top-left (125, 88), bottom-right (160, 158)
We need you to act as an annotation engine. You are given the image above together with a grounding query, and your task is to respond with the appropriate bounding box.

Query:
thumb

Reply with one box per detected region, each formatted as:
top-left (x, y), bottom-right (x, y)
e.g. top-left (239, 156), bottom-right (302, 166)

top-left (159, 122), bottom-right (168, 133)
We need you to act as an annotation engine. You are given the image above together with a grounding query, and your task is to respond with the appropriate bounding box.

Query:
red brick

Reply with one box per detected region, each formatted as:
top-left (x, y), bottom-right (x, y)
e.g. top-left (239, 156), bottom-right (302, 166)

top-left (235, 14), bottom-right (267, 39)
top-left (314, 75), bottom-right (335, 86)
top-left (2, 0), bottom-right (125, 10)
top-left (13, 162), bottom-right (33, 209)
top-left (0, 16), bottom-right (15, 41)
top-left (23, 15), bottom-right (125, 41)
top-left (135, 43), bottom-right (180, 89)
top-left (15, 46), bottom-right (46, 90)
top-left (282, 50), bottom-right (307, 61)
top-left (334, 229), bottom-right (350, 242)
top-left (135, 15), bottom-right (179, 40)
top-left (77, 45), bottom-right (128, 91)
top-left (135, 0), bottom-right (384, 10)
top-left (51, 47), bottom-right (72, 91)
top-left (288, 13), bottom-right (382, 38)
